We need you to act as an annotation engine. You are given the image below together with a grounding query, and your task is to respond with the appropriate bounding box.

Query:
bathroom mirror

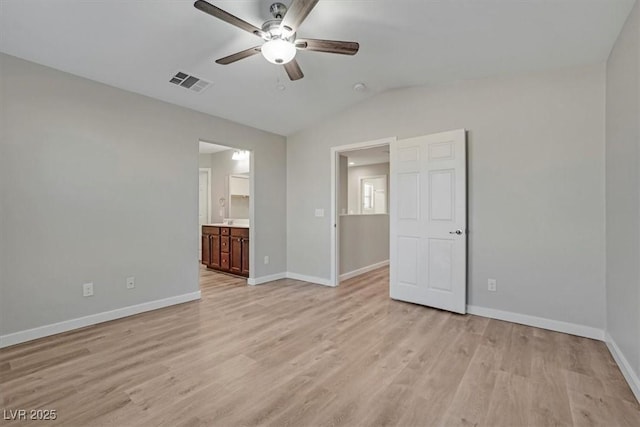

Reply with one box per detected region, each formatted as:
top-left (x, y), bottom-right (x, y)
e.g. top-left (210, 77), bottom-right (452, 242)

top-left (228, 174), bottom-right (250, 219)
top-left (360, 175), bottom-right (387, 214)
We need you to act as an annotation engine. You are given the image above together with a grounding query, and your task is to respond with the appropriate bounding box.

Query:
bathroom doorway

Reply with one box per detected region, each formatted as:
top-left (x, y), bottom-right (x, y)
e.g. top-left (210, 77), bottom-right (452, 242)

top-left (198, 141), bottom-right (253, 285)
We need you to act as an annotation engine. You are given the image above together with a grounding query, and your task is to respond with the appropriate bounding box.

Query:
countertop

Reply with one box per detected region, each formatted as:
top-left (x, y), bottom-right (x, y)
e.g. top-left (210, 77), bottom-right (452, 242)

top-left (203, 223), bottom-right (250, 229)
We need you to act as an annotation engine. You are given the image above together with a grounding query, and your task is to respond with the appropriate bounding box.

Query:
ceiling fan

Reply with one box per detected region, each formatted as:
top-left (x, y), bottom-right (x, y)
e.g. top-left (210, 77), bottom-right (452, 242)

top-left (194, 0), bottom-right (359, 81)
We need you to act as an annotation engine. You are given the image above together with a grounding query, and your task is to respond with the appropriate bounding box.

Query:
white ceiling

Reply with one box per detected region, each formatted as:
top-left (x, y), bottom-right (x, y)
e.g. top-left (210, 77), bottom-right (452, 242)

top-left (0, 0), bottom-right (635, 136)
top-left (344, 145), bottom-right (389, 167)
top-left (199, 141), bottom-right (233, 154)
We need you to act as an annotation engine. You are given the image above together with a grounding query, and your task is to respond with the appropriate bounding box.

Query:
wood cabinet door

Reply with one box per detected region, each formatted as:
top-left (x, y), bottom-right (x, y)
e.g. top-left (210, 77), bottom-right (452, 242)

top-left (210, 235), bottom-right (221, 269)
top-left (241, 238), bottom-right (250, 276)
top-left (230, 236), bottom-right (243, 274)
top-left (201, 234), bottom-right (210, 265)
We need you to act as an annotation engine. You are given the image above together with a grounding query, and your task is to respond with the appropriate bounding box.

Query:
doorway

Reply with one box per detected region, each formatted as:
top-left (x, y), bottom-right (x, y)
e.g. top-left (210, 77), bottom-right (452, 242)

top-left (330, 137), bottom-right (396, 286)
top-left (331, 130), bottom-right (468, 314)
top-left (198, 140), bottom-right (254, 285)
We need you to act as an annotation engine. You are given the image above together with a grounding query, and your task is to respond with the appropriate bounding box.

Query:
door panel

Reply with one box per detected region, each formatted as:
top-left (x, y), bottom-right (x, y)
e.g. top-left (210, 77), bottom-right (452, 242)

top-left (397, 237), bottom-right (419, 287)
top-left (429, 169), bottom-right (454, 220)
top-left (427, 238), bottom-right (453, 291)
top-left (201, 234), bottom-right (210, 265)
top-left (230, 237), bottom-right (242, 273)
top-left (398, 173), bottom-right (420, 219)
top-left (390, 129), bottom-right (467, 314)
top-left (211, 235), bottom-right (221, 268)
top-left (241, 238), bottom-right (250, 276)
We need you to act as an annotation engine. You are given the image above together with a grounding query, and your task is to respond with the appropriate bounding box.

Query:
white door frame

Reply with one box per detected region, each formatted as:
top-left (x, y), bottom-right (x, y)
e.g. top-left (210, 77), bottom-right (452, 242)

top-left (330, 136), bottom-right (397, 287)
top-left (199, 168), bottom-right (212, 225)
top-left (248, 150), bottom-right (255, 283)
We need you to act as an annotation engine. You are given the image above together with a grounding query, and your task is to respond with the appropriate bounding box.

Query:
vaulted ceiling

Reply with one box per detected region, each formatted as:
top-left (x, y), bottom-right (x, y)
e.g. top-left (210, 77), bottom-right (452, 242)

top-left (0, 0), bottom-right (635, 135)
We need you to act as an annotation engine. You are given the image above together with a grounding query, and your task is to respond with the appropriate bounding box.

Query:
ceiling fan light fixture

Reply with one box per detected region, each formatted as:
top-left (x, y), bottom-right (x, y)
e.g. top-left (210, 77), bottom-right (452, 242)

top-left (353, 82), bottom-right (367, 92)
top-left (261, 39), bottom-right (296, 64)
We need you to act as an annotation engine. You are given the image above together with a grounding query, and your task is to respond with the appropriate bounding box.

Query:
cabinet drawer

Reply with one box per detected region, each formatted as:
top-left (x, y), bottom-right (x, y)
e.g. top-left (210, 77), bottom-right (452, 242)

top-left (220, 227), bottom-right (230, 236)
top-left (202, 226), bottom-right (220, 235)
top-left (220, 252), bottom-right (230, 270)
top-left (230, 228), bottom-right (249, 238)
top-left (220, 236), bottom-right (230, 253)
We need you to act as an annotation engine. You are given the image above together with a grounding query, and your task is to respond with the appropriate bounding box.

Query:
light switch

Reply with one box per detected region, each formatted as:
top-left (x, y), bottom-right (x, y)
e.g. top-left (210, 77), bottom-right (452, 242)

top-left (315, 209), bottom-right (324, 217)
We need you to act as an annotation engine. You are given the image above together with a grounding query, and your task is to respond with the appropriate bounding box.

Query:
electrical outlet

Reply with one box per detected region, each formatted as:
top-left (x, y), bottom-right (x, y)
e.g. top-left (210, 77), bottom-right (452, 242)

top-left (83, 282), bottom-right (94, 297)
top-left (264, 256), bottom-right (269, 265)
top-left (488, 279), bottom-right (497, 292)
top-left (126, 276), bottom-right (135, 289)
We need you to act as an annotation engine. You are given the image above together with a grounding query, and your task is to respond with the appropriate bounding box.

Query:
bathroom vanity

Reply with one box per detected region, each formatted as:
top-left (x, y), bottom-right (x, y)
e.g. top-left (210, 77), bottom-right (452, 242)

top-left (201, 225), bottom-right (249, 277)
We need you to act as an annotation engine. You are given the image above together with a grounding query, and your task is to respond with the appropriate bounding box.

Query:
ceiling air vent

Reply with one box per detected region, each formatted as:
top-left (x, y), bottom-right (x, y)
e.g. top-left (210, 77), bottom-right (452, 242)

top-left (169, 71), bottom-right (211, 93)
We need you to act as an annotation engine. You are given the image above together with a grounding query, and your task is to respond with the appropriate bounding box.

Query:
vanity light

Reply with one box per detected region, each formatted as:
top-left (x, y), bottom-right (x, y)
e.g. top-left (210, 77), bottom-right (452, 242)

top-left (232, 150), bottom-right (250, 161)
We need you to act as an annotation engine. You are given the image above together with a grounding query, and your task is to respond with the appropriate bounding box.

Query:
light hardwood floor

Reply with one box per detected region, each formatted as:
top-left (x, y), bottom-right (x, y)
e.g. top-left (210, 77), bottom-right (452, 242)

top-left (1, 266), bottom-right (639, 426)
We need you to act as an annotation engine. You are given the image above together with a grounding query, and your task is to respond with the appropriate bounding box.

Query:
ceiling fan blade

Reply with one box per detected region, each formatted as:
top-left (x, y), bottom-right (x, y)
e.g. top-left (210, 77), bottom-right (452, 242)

top-left (295, 38), bottom-right (359, 55)
top-left (194, 0), bottom-right (265, 38)
top-left (215, 46), bottom-right (262, 65)
top-left (283, 59), bottom-right (304, 81)
top-left (280, 0), bottom-right (319, 32)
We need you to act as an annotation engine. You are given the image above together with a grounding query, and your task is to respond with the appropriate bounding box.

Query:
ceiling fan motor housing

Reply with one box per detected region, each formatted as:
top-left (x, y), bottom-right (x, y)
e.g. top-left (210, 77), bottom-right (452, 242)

top-left (261, 20), bottom-right (295, 42)
top-left (269, 2), bottom-right (288, 20)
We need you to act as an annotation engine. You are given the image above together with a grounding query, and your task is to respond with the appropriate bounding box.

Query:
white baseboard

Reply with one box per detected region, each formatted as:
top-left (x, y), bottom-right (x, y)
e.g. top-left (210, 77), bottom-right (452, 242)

top-left (605, 332), bottom-right (640, 403)
top-left (286, 272), bottom-right (334, 287)
top-left (0, 291), bottom-right (201, 349)
top-left (247, 272), bottom-right (333, 287)
top-left (340, 260), bottom-right (389, 282)
top-left (466, 305), bottom-right (605, 341)
top-left (248, 272), bottom-right (287, 286)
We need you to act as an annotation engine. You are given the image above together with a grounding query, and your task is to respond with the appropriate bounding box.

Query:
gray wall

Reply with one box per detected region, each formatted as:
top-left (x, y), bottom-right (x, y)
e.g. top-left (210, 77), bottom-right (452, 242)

top-left (339, 215), bottom-right (389, 276)
top-left (606, 0), bottom-right (640, 384)
top-left (347, 163), bottom-right (390, 214)
top-left (287, 63), bottom-right (606, 329)
top-left (0, 53), bottom-right (286, 336)
top-left (198, 153), bottom-right (212, 169)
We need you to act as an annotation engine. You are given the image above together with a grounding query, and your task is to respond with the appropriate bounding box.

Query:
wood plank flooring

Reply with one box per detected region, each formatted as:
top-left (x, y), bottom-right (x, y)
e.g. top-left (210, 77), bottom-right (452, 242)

top-left (1, 266), bottom-right (639, 426)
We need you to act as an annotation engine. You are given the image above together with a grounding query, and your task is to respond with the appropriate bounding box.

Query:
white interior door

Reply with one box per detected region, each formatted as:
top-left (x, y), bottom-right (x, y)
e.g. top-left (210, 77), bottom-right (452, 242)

top-left (389, 129), bottom-right (467, 314)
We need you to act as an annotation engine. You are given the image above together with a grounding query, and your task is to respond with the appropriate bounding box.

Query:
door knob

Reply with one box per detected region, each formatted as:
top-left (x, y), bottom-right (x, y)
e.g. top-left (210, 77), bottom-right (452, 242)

top-left (449, 229), bottom-right (463, 235)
